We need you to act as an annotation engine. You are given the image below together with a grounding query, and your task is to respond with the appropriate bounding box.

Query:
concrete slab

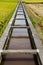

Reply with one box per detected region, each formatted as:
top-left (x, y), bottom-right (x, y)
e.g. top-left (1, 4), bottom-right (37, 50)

top-left (8, 38), bottom-right (31, 49)
top-left (17, 9), bottom-right (23, 12)
top-left (3, 56), bottom-right (36, 65)
top-left (18, 8), bottom-right (23, 10)
top-left (3, 54), bottom-right (34, 59)
top-left (39, 50), bottom-right (43, 65)
top-left (17, 12), bottom-right (24, 15)
top-left (18, 6), bottom-right (22, 8)
top-left (12, 28), bottom-right (29, 37)
top-left (18, 5), bottom-right (22, 7)
top-left (16, 15), bottom-right (25, 19)
top-left (14, 20), bottom-right (26, 26)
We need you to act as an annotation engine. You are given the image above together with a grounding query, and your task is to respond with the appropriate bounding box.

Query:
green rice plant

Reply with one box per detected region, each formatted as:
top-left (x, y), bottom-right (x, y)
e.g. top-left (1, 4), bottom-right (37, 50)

top-left (0, 2), bottom-right (18, 37)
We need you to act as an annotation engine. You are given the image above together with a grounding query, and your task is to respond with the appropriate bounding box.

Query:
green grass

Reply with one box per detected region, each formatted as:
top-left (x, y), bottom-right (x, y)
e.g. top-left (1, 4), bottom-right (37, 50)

top-left (0, 0), bottom-right (19, 2)
top-left (0, 1), bottom-right (18, 37)
top-left (29, 15), bottom-right (36, 27)
top-left (22, 0), bottom-right (43, 2)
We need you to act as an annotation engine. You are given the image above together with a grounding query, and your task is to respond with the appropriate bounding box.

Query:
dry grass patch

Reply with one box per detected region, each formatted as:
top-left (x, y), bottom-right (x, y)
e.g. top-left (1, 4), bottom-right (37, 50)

top-left (24, 4), bottom-right (43, 43)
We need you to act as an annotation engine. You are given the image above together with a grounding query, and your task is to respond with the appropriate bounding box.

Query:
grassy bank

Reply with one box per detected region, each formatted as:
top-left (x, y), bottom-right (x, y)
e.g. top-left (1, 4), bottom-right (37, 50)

top-left (24, 4), bottom-right (43, 43)
top-left (0, 1), bottom-right (18, 37)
